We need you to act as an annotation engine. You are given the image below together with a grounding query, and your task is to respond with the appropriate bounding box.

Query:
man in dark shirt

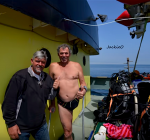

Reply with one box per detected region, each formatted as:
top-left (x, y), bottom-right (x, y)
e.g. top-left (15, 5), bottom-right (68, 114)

top-left (2, 50), bottom-right (57, 140)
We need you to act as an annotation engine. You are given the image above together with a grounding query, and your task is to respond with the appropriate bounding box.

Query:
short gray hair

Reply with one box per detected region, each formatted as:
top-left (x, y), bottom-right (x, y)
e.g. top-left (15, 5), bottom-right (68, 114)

top-left (57, 44), bottom-right (72, 54)
top-left (32, 50), bottom-right (48, 60)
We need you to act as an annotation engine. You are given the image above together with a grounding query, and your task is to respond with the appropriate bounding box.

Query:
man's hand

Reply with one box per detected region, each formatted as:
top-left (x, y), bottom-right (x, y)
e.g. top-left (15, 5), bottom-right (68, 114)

top-left (8, 125), bottom-right (21, 139)
top-left (53, 77), bottom-right (60, 89)
top-left (76, 86), bottom-right (86, 99)
top-left (48, 105), bottom-right (56, 113)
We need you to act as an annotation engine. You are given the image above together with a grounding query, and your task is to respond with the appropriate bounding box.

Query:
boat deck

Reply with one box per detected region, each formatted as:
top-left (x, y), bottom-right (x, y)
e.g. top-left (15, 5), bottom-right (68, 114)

top-left (72, 95), bottom-right (104, 140)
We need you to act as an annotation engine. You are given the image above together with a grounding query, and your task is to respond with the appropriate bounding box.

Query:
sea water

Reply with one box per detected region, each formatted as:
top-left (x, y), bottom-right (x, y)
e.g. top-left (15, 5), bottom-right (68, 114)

top-left (90, 64), bottom-right (150, 77)
top-left (90, 64), bottom-right (150, 96)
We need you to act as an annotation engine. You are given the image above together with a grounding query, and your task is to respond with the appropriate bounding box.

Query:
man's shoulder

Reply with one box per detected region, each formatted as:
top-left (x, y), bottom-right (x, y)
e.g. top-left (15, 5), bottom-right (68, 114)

top-left (13, 68), bottom-right (28, 78)
top-left (15, 68), bottom-right (28, 75)
top-left (50, 62), bottom-right (58, 66)
top-left (10, 68), bottom-right (28, 81)
top-left (49, 62), bottom-right (59, 69)
top-left (70, 61), bottom-right (81, 67)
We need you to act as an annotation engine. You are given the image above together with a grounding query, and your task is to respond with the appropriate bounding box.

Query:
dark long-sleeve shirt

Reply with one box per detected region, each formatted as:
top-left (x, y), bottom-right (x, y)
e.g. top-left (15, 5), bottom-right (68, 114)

top-left (2, 68), bottom-right (57, 132)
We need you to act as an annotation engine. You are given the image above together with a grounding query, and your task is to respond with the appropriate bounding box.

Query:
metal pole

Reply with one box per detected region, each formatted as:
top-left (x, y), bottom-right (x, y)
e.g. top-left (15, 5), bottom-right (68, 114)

top-left (48, 112), bottom-right (51, 140)
top-left (127, 58), bottom-right (130, 73)
top-left (133, 19), bottom-right (147, 71)
top-left (82, 96), bottom-right (85, 140)
top-left (78, 96), bottom-right (85, 140)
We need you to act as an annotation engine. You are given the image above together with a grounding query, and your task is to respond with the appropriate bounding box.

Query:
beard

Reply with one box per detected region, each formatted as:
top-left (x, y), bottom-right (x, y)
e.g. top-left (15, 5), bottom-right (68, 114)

top-left (35, 69), bottom-right (41, 73)
top-left (34, 65), bottom-right (43, 73)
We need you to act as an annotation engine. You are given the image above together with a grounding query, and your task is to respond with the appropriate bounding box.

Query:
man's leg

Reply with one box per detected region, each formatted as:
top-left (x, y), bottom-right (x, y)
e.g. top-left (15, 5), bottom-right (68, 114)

top-left (18, 132), bottom-right (30, 140)
top-left (58, 104), bottom-right (73, 140)
top-left (32, 123), bottom-right (50, 140)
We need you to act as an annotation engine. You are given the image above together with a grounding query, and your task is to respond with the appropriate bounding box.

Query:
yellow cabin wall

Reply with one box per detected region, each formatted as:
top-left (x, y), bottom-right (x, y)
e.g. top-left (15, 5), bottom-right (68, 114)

top-left (0, 4), bottom-right (91, 140)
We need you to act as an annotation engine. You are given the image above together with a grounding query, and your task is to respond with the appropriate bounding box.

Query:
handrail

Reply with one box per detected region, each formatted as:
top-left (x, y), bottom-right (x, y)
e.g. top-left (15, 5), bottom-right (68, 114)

top-left (48, 113), bottom-right (51, 132)
top-left (78, 96), bottom-right (85, 140)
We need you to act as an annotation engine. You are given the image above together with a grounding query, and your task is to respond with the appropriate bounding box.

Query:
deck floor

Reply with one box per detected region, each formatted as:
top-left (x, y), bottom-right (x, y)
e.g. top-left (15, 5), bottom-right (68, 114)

top-left (72, 95), bottom-right (104, 140)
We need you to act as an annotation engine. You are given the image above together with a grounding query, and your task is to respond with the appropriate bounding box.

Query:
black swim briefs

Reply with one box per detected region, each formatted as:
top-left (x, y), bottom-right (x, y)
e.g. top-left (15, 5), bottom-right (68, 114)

top-left (57, 96), bottom-right (79, 111)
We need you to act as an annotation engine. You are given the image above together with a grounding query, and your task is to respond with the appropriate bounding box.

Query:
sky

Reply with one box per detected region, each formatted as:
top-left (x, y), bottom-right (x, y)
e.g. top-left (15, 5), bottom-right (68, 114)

top-left (87, 0), bottom-right (150, 65)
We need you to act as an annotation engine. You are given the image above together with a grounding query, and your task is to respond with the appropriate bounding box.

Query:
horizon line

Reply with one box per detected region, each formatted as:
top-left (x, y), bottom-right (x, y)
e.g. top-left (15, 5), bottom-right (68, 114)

top-left (90, 63), bottom-right (150, 65)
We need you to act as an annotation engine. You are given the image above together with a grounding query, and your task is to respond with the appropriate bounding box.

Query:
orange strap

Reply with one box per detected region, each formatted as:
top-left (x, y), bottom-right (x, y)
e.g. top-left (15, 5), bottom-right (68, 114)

top-left (107, 90), bottom-right (135, 118)
top-left (138, 109), bottom-right (146, 131)
top-left (138, 95), bottom-right (150, 131)
top-left (107, 97), bottom-right (113, 117)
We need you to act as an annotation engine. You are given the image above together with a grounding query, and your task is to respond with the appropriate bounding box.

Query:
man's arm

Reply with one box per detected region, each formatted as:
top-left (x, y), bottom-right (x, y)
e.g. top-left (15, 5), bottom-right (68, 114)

top-left (48, 63), bottom-right (57, 113)
top-left (2, 75), bottom-right (19, 127)
top-left (49, 63), bottom-right (60, 89)
top-left (78, 63), bottom-right (87, 88)
top-left (76, 63), bottom-right (87, 99)
top-left (2, 75), bottom-right (21, 139)
top-left (49, 63), bottom-right (54, 79)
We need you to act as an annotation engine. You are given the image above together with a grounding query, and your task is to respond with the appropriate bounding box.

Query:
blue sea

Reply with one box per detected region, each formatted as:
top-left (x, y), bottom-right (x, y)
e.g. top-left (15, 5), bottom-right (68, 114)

top-left (90, 64), bottom-right (150, 96)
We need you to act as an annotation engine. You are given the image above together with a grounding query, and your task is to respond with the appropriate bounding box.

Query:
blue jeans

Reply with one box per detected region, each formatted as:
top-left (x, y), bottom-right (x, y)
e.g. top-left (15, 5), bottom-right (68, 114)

top-left (19, 123), bottom-right (50, 140)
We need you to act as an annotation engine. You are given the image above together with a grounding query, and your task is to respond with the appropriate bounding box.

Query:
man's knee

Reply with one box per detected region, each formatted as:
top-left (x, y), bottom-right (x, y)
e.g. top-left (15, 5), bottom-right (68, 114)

top-left (64, 129), bottom-right (72, 139)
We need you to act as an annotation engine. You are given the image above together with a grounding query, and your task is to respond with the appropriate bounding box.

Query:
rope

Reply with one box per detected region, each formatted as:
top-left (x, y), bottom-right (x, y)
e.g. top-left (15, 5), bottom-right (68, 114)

top-left (64, 16), bottom-right (150, 27)
top-left (133, 19), bottom-right (148, 71)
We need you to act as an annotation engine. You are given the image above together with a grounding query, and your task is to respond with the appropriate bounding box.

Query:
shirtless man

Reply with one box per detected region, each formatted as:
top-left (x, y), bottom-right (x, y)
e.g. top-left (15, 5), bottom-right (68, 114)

top-left (49, 44), bottom-right (87, 140)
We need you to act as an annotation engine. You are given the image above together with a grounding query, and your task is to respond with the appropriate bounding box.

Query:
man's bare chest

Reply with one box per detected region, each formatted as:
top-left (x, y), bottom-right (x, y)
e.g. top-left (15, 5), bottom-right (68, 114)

top-left (54, 67), bottom-right (79, 80)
